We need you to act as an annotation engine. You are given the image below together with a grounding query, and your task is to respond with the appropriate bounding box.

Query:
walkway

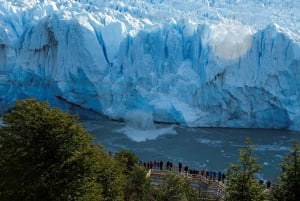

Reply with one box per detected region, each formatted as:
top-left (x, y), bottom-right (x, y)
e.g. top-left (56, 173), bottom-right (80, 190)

top-left (148, 169), bottom-right (226, 201)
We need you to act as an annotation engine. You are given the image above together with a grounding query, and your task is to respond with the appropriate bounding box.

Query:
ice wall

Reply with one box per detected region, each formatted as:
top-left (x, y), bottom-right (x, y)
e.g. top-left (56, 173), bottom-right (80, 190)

top-left (0, 0), bottom-right (300, 130)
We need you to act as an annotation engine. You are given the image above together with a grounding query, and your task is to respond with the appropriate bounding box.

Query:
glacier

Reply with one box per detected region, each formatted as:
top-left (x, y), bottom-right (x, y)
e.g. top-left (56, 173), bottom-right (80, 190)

top-left (0, 0), bottom-right (300, 130)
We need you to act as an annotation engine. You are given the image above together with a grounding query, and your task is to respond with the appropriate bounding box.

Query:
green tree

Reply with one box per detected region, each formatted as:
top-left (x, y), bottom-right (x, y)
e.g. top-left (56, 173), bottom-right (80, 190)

top-left (272, 140), bottom-right (300, 201)
top-left (114, 150), bottom-right (151, 201)
top-left (226, 138), bottom-right (266, 201)
top-left (98, 155), bottom-right (125, 201)
top-left (0, 99), bottom-right (108, 201)
top-left (153, 173), bottom-right (197, 201)
top-left (125, 165), bottom-right (152, 201)
top-left (114, 150), bottom-right (139, 173)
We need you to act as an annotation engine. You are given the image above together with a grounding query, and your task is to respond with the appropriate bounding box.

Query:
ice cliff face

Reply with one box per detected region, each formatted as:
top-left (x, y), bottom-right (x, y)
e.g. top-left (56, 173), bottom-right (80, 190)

top-left (1, 0), bottom-right (300, 130)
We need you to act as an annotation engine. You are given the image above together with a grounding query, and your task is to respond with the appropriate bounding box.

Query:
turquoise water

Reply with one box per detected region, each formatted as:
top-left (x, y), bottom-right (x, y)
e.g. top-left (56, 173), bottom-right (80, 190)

top-left (82, 120), bottom-right (300, 181)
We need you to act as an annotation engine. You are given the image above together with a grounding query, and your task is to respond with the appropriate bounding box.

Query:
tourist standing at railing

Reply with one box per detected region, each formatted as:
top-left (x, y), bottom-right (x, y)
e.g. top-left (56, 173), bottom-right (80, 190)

top-left (212, 171), bottom-right (216, 181)
top-left (184, 165), bottom-right (189, 174)
top-left (201, 169), bottom-right (205, 177)
top-left (169, 162), bottom-right (173, 171)
top-left (222, 172), bottom-right (226, 183)
top-left (160, 160), bottom-right (163, 170)
top-left (206, 170), bottom-right (209, 179)
top-left (178, 162), bottom-right (182, 173)
top-left (150, 161), bottom-right (153, 169)
top-left (209, 170), bottom-right (213, 180)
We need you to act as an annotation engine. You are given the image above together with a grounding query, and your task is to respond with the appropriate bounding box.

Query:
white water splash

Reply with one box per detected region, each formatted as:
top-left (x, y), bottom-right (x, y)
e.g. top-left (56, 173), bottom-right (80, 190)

top-left (209, 20), bottom-right (253, 60)
top-left (117, 110), bottom-right (176, 142)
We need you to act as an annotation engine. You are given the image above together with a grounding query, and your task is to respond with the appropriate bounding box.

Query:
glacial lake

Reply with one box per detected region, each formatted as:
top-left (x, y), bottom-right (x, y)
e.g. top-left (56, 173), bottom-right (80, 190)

top-left (82, 120), bottom-right (300, 181)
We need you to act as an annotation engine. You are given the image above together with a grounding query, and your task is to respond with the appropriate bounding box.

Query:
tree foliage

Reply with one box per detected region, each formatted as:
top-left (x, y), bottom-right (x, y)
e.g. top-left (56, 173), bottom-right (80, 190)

top-left (226, 138), bottom-right (266, 201)
top-left (114, 150), bottom-right (151, 201)
top-left (153, 173), bottom-right (197, 201)
top-left (0, 99), bottom-right (107, 201)
top-left (114, 150), bottom-right (139, 174)
top-left (272, 140), bottom-right (300, 201)
top-left (98, 155), bottom-right (125, 201)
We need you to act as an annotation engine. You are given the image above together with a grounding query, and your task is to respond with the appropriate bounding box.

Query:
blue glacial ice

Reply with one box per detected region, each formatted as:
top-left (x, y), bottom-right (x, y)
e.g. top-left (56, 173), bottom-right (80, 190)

top-left (0, 0), bottom-right (300, 130)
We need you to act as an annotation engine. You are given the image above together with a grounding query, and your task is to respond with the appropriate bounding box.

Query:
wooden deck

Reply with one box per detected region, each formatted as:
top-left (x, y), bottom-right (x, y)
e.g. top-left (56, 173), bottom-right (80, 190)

top-left (148, 169), bottom-right (226, 201)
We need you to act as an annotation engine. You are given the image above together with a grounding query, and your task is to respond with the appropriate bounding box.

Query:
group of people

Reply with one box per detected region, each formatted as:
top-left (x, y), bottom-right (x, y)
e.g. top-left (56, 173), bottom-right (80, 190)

top-left (143, 160), bottom-right (172, 171)
top-left (141, 160), bottom-right (273, 189)
top-left (142, 160), bottom-right (226, 183)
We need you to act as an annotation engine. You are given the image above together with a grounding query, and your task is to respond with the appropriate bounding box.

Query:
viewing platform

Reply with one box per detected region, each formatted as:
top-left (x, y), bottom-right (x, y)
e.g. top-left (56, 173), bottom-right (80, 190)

top-left (147, 168), bottom-right (226, 201)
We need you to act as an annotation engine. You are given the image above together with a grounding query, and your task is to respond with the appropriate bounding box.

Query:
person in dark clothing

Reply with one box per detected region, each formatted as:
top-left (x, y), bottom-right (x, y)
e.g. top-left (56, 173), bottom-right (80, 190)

top-left (212, 171), bottom-right (216, 181)
top-left (221, 172), bottom-right (226, 183)
top-left (160, 160), bottom-right (163, 170)
top-left (206, 170), bottom-right (209, 179)
top-left (184, 165), bottom-right (188, 174)
top-left (218, 171), bottom-right (222, 182)
top-left (259, 179), bottom-right (264, 185)
top-left (169, 162), bottom-right (173, 171)
top-left (178, 162), bottom-right (182, 173)
top-left (266, 181), bottom-right (271, 189)
top-left (209, 170), bottom-right (213, 180)
top-left (166, 161), bottom-right (170, 170)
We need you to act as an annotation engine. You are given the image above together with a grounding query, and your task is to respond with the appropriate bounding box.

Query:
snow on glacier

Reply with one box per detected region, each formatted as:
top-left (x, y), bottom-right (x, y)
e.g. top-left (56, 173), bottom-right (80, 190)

top-left (0, 0), bottom-right (300, 130)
